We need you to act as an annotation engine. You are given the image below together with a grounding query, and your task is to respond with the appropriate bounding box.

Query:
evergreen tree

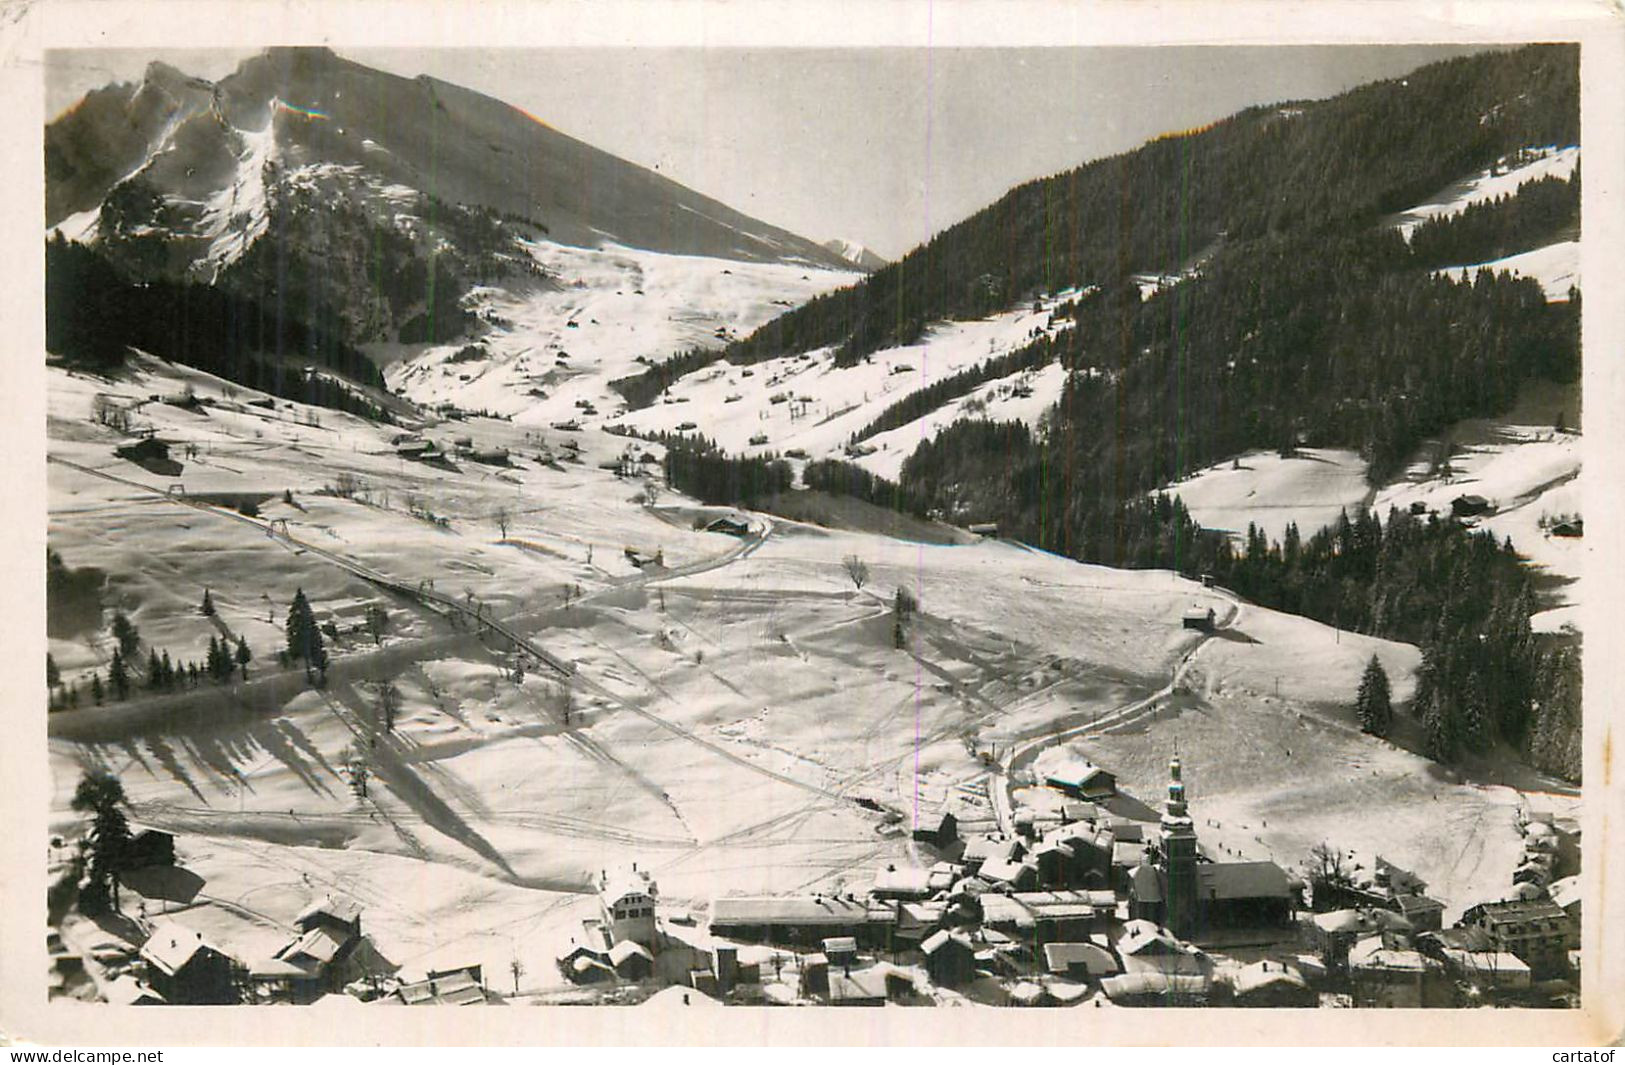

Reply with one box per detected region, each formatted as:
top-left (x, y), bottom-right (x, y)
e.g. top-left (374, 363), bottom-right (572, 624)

top-left (286, 588), bottom-right (317, 664)
top-left (235, 636), bottom-right (252, 680)
top-left (1354, 655), bottom-right (1393, 737)
top-left (201, 588), bottom-right (215, 616)
top-left (90, 672), bottom-right (103, 704)
top-left (146, 649), bottom-right (163, 691)
top-left (110, 611), bottom-right (139, 658)
top-left (108, 649), bottom-right (130, 700)
top-left (46, 653), bottom-right (60, 689)
top-left (71, 770), bottom-right (131, 914)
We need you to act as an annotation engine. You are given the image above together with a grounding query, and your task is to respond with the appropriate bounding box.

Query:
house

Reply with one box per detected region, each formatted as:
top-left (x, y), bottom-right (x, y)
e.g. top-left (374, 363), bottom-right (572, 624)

top-left (1461, 899), bottom-right (1571, 977)
top-left (1348, 936), bottom-right (1450, 1008)
top-left (1418, 930), bottom-right (1532, 994)
top-left (102, 976), bottom-right (166, 1006)
top-left (1182, 606), bottom-right (1216, 632)
top-left (981, 891), bottom-right (1114, 946)
top-left (1042, 942), bottom-right (1120, 981)
top-left (912, 810), bottom-right (958, 850)
top-left (1551, 518), bottom-right (1583, 538)
top-left (1130, 858), bottom-right (1296, 934)
top-left (1115, 920), bottom-right (1211, 980)
top-left (140, 921), bottom-right (236, 1004)
top-left (296, 895), bottom-right (364, 939)
top-left (871, 863), bottom-right (933, 900)
top-left (1451, 494), bottom-right (1493, 518)
top-left (1231, 960), bottom-right (1315, 1007)
top-left (826, 966), bottom-right (889, 1006)
top-left (599, 864), bottom-right (659, 950)
top-left (967, 522), bottom-right (999, 538)
top-left (1389, 893), bottom-right (1445, 933)
top-left (392, 965), bottom-right (491, 1005)
top-left (704, 516), bottom-right (751, 538)
top-left (1061, 802), bottom-right (1102, 825)
top-left (115, 437), bottom-right (183, 476)
top-left (1311, 908), bottom-right (1413, 974)
top-left (821, 936), bottom-right (859, 969)
top-left (709, 894), bottom-right (895, 947)
top-left (799, 953), bottom-right (829, 995)
top-left (921, 930), bottom-right (977, 987)
top-left (610, 940), bottom-right (654, 981)
top-left (1043, 761), bottom-right (1117, 801)
top-left (1548, 875), bottom-right (1581, 930)
top-left (123, 828), bottom-right (176, 870)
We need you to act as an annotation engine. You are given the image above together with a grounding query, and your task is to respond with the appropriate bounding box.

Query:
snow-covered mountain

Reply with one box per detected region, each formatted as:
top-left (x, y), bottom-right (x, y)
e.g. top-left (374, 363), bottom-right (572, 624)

top-left (48, 47), bottom-right (851, 271)
top-left (820, 238), bottom-right (887, 272)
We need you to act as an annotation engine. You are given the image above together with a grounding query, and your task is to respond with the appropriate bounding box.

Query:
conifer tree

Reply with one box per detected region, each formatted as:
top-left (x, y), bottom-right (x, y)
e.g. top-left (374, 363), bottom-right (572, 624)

top-left (71, 770), bottom-right (131, 914)
top-left (110, 612), bottom-right (140, 658)
top-left (200, 588), bottom-right (215, 616)
top-left (235, 636), bottom-right (252, 680)
top-left (108, 649), bottom-right (130, 700)
top-left (1354, 655), bottom-right (1392, 737)
top-left (90, 672), bottom-right (103, 704)
top-left (146, 649), bottom-right (163, 691)
top-left (47, 653), bottom-right (60, 689)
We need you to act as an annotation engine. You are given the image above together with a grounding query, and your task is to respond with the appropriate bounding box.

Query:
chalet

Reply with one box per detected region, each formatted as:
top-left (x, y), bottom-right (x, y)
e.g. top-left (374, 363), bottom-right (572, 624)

top-left (1182, 607), bottom-right (1217, 632)
top-left (1042, 941), bottom-right (1120, 981)
top-left (465, 447), bottom-right (511, 466)
top-left (1551, 518), bottom-right (1583, 538)
top-left (297, 896), bottom-right (363, 939)
top-left (115, 437), bottom-right (183, 477)
top-left (921, 930), bottom-right (977, 987)
top-left (599, 865), bottom-right (659, 950)
top-left (912, 810), bottom-right (958, 850)
top-left (140, 921), bottom-right (236, 1004)
top-left (1461, 899), bottom-right (1571, 977)
top-left (1115, 920), bottom-right (1211, 980)
top-left (799, 952), bottom-right (830, 995)
top-left (1417, 929), bottom-right (1531, 994)
top-left (1061, 802), bottom-right (1102, 825)
top-left (967, 522), bottom-right (999, 538)
top-left (822, 936), bottom-right (860, 969)
top-left (704, 516), bottom-right (751, 538)
top-left (709, 894), bottom-right (895, 947)
top-left (1230, 960), bottom-right (1315, 1008)
top-left (1311, 908), bottom-right (1413, 974)
top-left (1043, 761), bottom-right (1117, 801)
top-left (103, 976), bottom-right (166, 1006)
top-left (1548, 875), bottom-right (1581, 928)
top-left (1451, 494), bottom-right (1493, 518)
top-left (826, 966), bottom-right (890, 1006)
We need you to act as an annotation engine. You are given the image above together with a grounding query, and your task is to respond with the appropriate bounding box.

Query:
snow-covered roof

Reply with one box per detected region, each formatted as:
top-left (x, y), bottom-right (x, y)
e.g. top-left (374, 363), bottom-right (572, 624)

top-left (140, 921), bottom-right (220, 976)
top-left (1043, 942), bottom-right (1120, 976)
top-left (871, 864), bottom-right (933, 896)
top-left (1231, 960), bottom-right (1309, 997)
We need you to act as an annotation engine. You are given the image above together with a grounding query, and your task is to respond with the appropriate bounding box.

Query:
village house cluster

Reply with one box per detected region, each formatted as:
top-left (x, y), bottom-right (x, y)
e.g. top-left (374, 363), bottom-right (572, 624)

top-left (51, 751), bottom-right (1579, 1009)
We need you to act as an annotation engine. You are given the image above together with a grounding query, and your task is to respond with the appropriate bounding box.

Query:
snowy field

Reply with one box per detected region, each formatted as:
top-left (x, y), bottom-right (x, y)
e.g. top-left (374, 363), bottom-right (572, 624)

top-left (1435, 239), bottom-right (1580, 302)
top-left (46, 354), bottom-right (1574, 993)
top-left (1159, 448), bottom-right (1371, 545)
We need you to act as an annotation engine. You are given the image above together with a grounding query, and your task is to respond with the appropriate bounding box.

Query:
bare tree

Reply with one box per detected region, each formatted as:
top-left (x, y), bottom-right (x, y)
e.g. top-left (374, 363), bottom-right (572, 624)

top-left (509, 957), bottom-right (524, 995)
top-left (842, 554), bottom-right (870, 591)
top-left (494, 505), bottom-right (511, 539)
top-left (364, 603), bottom-right (389, 646)
top-left (377, 682), bottom-right (402, 733)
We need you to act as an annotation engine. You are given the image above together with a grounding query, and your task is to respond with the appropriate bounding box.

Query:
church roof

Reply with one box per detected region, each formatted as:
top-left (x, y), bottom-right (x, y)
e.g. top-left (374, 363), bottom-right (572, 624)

top-left (1197, 860), bottom-right (1293, 900)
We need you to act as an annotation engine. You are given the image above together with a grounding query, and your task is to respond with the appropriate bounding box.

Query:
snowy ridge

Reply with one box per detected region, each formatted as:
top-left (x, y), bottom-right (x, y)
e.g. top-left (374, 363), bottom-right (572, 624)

top-left (1434, 240), bottom-right (1579, 302)
top-left (196, 115), bottom-right (278, 278)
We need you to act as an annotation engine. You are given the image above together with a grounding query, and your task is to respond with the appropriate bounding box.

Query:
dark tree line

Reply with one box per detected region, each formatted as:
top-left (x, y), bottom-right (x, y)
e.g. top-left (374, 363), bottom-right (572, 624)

top-left (46, 236), bottom-right (393, 422)
top-left (662, 446), bottom-right (792, 506)
top-left (801, 459), bottom-right (930, 516)
top-left (1408, 171), bottom-right (1579, 271)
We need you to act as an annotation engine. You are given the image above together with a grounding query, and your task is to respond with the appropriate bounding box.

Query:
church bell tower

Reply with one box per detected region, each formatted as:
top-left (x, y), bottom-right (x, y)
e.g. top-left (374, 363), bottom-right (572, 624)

top-left (1159, 752), bottom-right (1199, 937)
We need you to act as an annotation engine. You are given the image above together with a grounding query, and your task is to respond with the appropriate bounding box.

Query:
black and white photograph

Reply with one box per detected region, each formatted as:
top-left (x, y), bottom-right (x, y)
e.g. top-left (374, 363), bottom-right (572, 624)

top-left (5, 0), bottom-right (1623, 1048)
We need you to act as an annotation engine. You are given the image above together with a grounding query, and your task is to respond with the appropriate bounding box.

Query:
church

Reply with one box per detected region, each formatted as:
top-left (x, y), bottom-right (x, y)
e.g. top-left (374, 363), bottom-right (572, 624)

top-left (1127, 754), bottom-right (1298, 939)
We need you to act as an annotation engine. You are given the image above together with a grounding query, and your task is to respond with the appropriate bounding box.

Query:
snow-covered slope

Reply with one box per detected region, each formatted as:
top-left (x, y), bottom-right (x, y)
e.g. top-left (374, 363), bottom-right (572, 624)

top-left (1159, 449), bottom-right (1372, 545)
top-left (382, 242), bottom-right (860, 420)
top-left (1435, 240), bottom-right (1580, 302)
top-left (1388, 144), bottom-right (1579, 240)
top-left (611, 290), bottom-right (1079, 467)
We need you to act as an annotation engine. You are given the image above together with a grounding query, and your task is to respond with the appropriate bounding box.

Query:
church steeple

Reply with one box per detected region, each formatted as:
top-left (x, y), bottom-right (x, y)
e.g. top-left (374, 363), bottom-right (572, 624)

top-left (1159, 748), bottom-right (1199, 938)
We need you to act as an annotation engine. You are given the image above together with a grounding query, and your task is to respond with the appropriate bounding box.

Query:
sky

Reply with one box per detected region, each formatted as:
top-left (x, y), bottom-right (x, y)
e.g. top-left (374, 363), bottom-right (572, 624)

top-left (46, 44), bottom-right (1490, 260)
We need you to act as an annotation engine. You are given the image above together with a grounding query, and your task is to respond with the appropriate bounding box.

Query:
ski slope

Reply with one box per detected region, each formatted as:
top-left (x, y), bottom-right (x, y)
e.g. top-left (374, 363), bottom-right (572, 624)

top-left (1435, 240), bottom-right (1580, 302)
top-left (1389, 145), bottom-right (1579, 240)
